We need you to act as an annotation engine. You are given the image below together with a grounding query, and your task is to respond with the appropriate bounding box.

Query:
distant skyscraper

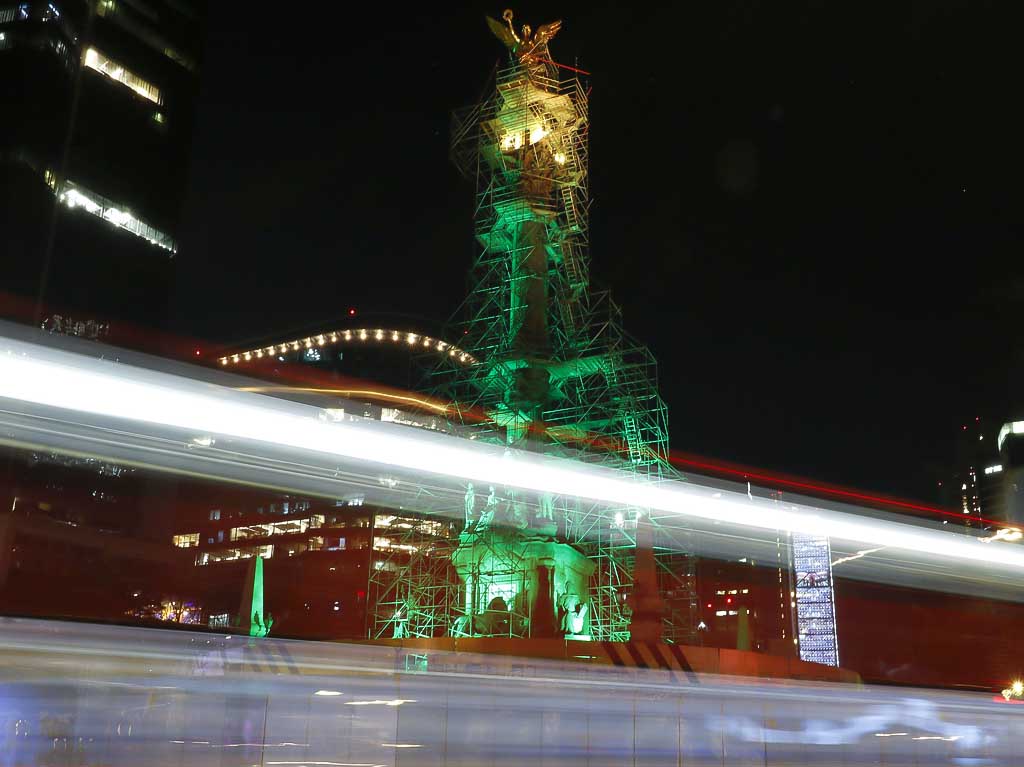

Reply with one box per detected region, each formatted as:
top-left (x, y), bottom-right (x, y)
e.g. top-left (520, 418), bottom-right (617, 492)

top-left (0, 0), bottom-right (204, 329)
top-left (998, 418), bottom-right (1024, 527)
top-left (950, 417), bottom-right (1004, 527)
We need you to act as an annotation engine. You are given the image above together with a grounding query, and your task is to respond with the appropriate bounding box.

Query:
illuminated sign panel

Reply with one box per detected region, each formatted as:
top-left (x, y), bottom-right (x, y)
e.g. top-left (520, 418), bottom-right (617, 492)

top-left (792, 532), bottom-right (839, 666)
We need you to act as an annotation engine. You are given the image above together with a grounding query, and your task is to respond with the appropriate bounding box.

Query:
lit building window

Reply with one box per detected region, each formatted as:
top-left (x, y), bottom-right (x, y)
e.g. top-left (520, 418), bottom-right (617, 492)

top-left (209, 509), bottom-right (221, 520)
top-left (83, 47), bottom-right (162, 104)
top-left (715, 610), bottom-right (727, 616)
top-left (373, 536), bottom-right (418, 553)
top-left (374, 515), bottom-right (444, 536)
top-left (208, 613), bottom-right (229, 628)
top-left (0, 8), bottom-right (17, 24)
top-left (196, 544), bottom-right (273, 565)
top-left (229, 515), bottom-right (325, 541)
top-left (985, 464), bottom-right (1003, 475)
top-left (173, 532), bottom-right (199, 548)
top-left (58, 181), bottom-right (176, 252)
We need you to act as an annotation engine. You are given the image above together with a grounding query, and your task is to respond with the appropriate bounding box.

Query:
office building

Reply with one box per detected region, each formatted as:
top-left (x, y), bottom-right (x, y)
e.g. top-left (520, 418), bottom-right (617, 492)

top-left (0, 0), bottom-right (204, 329)
top-left (998, 418), bottom-right (1024, 527)
top-left (944, 416), bottom-right (1009, 527)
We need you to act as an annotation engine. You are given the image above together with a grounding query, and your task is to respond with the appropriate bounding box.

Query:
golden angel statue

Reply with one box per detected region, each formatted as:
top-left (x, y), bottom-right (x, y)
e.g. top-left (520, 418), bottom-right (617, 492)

top-left (486, 9), bottom-right (562, 63)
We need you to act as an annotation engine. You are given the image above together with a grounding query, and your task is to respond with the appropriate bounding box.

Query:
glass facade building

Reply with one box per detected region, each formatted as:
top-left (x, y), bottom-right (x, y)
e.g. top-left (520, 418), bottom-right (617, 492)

top-left (0, 0), bottom-right (204, 329)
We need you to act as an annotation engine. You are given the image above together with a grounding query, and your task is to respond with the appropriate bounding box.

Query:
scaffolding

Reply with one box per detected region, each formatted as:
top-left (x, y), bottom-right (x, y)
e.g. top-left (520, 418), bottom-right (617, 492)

top-left (369, 17), bottom-right (697, 644)
top-left (368, 512), bottom-right (460, 639)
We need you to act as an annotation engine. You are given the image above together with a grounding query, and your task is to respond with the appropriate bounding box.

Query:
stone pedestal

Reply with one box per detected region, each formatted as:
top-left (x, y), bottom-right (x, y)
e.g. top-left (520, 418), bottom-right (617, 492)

top-left (452, 529), bottom-right (594, 638)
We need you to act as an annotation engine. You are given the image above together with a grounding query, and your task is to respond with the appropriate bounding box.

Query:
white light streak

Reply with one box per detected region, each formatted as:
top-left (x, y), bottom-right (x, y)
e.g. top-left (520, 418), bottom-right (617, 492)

top-left (831, 547), bottom-right (885, 567)
top-left (3, 335), bottom-right (1024, 574)
top-left (266, 763), bottom-right (385, 766)
top-left (981, 528), bottom-right (1023, 544)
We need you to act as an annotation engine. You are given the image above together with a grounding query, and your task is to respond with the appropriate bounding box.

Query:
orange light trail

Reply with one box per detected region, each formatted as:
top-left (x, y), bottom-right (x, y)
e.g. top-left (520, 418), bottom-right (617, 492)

top-left (237, 385), bottom-right (452, 415)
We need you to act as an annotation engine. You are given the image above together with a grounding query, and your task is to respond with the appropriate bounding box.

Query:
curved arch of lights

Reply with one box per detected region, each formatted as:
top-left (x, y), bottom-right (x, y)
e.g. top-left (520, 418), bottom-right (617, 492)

top-left (218, 328), bottom-right (477, 367)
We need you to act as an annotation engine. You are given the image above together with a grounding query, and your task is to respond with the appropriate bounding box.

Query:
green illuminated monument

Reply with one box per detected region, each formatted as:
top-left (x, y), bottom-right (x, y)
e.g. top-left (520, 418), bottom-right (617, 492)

top-left (240, 555), bottom-right (272, 638)
top-left (370, 10), bottom-right (696, 644)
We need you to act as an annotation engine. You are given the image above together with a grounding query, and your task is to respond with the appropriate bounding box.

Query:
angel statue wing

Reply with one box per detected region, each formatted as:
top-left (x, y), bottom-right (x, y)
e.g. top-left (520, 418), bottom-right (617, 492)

top-left (531, 19), bottom-right (562, 48)
top-left (486, 15), bottom-right (520, 50)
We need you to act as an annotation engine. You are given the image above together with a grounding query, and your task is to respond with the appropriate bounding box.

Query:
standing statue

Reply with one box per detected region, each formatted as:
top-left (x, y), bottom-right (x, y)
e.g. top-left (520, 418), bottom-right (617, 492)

top-left (464, 481), bottom-right (476, 529)
top-left (538, 492), bottom-right (554, 520)
top-left (392, 602), bottom-right (410, 639)
top-left (251, 610), bottom-right (273, 638)
top-left (476, 485), bottom-right (499, 530)
top-left (506, 488), bottom-right (530, 530)
top-left (486, 9), bottom-right (562, 64)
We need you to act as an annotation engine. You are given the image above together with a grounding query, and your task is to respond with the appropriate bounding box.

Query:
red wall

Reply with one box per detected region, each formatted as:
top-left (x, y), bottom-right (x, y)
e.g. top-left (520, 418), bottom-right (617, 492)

top-left (835, 577), bottom-right (1024, 690)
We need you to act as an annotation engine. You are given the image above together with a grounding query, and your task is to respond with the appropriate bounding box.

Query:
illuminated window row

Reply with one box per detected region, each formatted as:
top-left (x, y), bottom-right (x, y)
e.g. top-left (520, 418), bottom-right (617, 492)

top-left (173, 532), bottom-right (199, 548)
top-left (58, 181), bottom-right (176, 252)
top-left (373, 536), bottom-right (419, 553)
top-left (229, 514), bottom-right (325, 541)
top-left (374, 514), bottom-right (446, 536)
top-left (84, 47), bottom-right (162, 105)
top-left (96, 1), bottom-right (198, 74)
top-left (196, 544), bottom-right (273, 565)
top-left (714, 588), bottom-right (749, 595)
top-left (219, 329), bottom-right (477, 367)
top-left (2, 3), bottom-right (61, 23)
top-left (279, 538), bottom-right (325, 557)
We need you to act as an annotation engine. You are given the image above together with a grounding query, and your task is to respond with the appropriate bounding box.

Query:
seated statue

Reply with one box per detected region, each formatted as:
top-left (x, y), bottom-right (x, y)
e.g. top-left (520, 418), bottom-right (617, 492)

top-left (558, 593), bottom-right (589, 636)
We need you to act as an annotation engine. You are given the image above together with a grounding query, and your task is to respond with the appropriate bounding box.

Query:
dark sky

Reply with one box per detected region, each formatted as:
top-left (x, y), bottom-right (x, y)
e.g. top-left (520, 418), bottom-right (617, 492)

top-left (171, 1), bottom-right (1024, 504)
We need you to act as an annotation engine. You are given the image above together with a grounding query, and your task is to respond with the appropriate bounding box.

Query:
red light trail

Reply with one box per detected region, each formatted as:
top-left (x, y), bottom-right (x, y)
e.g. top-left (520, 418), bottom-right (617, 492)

top-left (670, 453), bottom-right (1002, 528)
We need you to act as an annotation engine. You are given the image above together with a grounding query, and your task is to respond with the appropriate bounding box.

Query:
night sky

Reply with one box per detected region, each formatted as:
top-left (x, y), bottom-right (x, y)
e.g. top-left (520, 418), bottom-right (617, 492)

top-left (170, 2), bottom-right (1023, 504)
